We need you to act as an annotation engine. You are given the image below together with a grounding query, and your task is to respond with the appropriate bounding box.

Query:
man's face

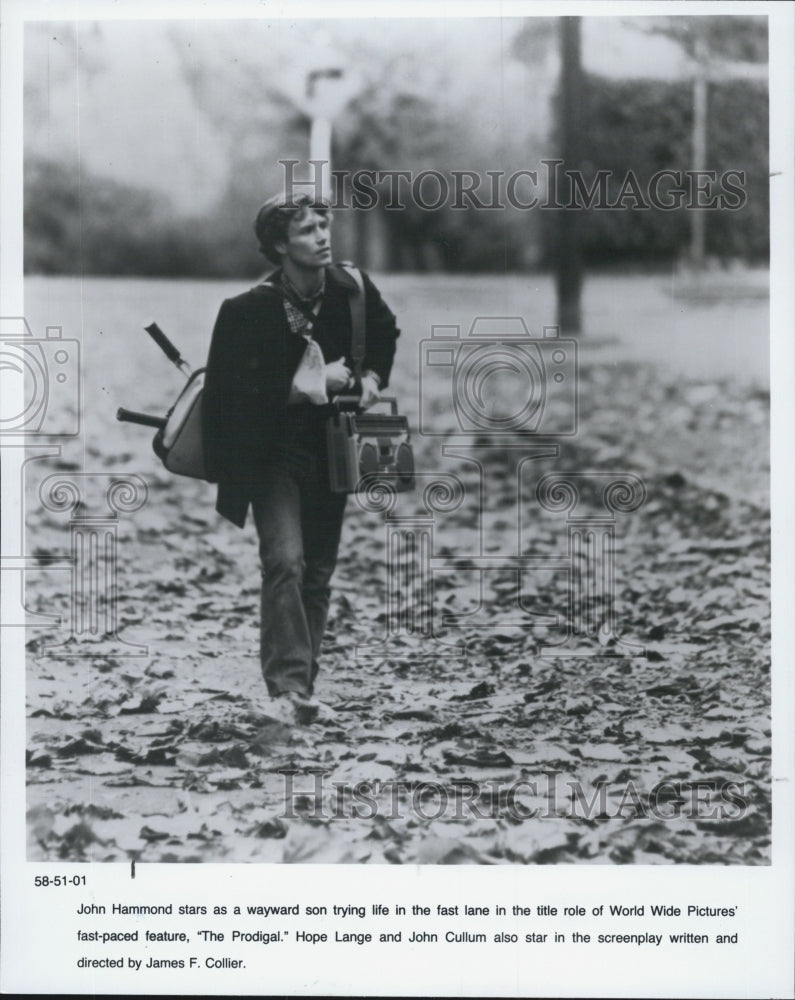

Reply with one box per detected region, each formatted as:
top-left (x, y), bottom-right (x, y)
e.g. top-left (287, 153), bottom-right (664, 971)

top-left (276, 208), bottom-right (332, 270)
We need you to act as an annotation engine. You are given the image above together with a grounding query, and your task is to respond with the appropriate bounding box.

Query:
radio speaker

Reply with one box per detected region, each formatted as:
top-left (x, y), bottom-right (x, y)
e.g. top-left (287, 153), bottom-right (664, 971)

top-left (326, 397), bottom-right (415, 494)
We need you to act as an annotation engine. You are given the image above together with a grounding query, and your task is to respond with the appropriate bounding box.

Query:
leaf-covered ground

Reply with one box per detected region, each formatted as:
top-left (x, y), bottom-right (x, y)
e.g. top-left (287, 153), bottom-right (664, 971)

top-left (24, 273), bottom-right (770, 864)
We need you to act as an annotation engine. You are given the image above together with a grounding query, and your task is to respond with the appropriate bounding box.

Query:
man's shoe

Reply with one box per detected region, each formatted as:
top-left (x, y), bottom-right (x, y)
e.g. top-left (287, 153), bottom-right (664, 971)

top-left (255, 693), bottom-right (298, 726)
top-left (255, 691), bottom-right (338, 727)
top-left (292, 694), bottom-right (338, 726)
top-left (284, 692), bottom-right (318, 725)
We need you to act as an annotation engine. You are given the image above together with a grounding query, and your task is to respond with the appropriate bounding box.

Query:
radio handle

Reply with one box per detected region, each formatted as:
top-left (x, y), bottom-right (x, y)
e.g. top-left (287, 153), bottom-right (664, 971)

top-left (335, 395), bottom-right (398, 415)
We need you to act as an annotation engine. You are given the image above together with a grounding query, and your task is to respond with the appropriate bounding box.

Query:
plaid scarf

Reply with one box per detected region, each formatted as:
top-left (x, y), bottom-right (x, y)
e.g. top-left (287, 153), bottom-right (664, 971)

top-left (281, 271), bottom-right (325, 335)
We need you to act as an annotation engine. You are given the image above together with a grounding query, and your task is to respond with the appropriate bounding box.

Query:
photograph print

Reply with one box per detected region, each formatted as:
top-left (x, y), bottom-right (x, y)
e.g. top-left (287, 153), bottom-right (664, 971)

top-left (16, 10), bottom-right (773, 867)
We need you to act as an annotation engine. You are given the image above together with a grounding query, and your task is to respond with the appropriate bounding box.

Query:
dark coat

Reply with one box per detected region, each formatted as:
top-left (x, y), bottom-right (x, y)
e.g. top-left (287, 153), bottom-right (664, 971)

top-left (202, 264), bottom-right (400, 528)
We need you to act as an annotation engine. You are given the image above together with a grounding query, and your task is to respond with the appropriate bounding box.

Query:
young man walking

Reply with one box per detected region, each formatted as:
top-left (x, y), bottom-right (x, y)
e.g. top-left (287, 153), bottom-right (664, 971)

top-left (202, 193), bottom-right (400, 724)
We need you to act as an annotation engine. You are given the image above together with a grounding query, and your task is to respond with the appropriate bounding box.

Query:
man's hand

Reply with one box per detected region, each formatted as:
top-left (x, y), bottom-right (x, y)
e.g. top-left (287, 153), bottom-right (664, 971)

top-left (325, 358), bottom-right (352, 392)
top-left (359, 373), bottom-right (380, 410)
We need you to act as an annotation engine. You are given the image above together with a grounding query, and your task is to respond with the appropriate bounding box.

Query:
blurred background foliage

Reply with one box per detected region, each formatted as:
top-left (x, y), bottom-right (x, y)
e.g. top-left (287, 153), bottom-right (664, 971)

top-left (23, 15), bottom-right (768, 277)
top-left (541, 75), bottom-right (769, 269)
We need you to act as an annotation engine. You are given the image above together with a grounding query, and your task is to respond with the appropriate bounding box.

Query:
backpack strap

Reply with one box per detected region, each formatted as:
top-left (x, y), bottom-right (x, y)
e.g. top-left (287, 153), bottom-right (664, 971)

top-left (337, 263), bottom-right (366, 382)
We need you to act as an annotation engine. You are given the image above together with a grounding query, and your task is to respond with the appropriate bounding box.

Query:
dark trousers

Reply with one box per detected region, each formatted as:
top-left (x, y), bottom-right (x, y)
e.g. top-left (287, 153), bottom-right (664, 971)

top-left (251, 449), bottom-right (347, 698)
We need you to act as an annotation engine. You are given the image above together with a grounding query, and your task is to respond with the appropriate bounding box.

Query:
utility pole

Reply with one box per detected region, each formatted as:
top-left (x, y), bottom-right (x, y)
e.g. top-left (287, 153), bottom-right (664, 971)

top-left (306, 67), bottom-right (344, 201)
top-left (686, 33), bottom-right (766, 273)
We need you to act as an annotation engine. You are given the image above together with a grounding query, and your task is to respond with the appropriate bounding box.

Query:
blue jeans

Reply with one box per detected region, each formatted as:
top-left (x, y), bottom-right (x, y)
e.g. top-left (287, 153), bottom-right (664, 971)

top-left (251, 448), bottom-right (347, 698)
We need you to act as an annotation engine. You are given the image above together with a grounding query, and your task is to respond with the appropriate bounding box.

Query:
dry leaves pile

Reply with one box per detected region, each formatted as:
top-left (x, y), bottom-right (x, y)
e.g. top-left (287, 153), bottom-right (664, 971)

top-left (26, 354), bottom-right (770, 865)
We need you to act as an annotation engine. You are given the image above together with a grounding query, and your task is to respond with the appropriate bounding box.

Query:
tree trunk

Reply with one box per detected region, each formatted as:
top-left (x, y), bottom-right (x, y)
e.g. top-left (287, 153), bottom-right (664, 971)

top-left (556, 16), bottom-right (583, 334)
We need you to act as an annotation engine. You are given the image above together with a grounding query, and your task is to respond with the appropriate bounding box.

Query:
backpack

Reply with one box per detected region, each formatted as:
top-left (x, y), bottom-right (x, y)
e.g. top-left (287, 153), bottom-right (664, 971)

top-left (116, 322), bottom-right (207, 480)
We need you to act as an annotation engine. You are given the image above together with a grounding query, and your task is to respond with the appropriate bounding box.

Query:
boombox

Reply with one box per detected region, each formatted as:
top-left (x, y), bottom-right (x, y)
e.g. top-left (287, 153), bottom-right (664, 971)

top-left (326, 396), bottom-right (415, 494)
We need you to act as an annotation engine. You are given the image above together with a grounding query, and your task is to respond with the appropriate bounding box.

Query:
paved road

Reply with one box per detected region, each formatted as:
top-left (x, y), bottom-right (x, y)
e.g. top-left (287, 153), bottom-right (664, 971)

top-left (376, 269), bottom-right (771, 390)
top-left (581, 271), bottom-right (769, 387)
